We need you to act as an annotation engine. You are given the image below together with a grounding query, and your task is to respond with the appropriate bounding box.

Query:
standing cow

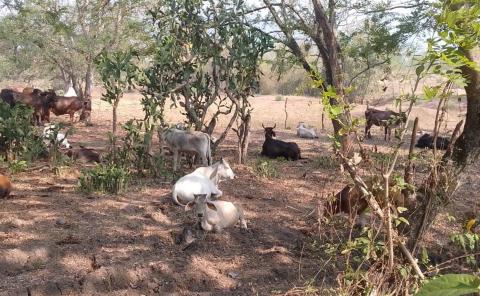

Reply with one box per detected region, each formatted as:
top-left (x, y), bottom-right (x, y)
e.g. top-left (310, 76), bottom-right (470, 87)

top-left (47, 91), bottom-right (91, 123)
top-left (159, 127), bottom-right (212, 171)
top-left (364, 108), bottom-right (406, 141)
top-left (0, 88), bottom-right (56, 125)
top-left (261, 124), bottom-right (301, 160)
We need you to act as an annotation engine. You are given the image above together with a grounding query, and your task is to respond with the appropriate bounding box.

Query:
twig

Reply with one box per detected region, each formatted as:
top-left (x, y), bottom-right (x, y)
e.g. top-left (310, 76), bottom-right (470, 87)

top-left (399, 242), bottom-right (425, 279)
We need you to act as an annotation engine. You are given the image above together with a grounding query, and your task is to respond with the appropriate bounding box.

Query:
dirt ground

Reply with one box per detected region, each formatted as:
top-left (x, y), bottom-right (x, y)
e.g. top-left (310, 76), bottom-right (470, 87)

top-left (0, 92), bottom-right (477, 295)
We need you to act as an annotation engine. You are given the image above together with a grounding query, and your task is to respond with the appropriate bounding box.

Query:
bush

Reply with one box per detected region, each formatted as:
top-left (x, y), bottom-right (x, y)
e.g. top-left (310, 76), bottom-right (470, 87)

top-left (253, 158), bottom-right (279, 178)
top-left (0, 101), bottom-right (47, 161)
top-left (78, 164), bottom-right (130, 194)
top-left (275, 95), bottom-right (284, 101)
top-left (312, 155), bottom-right (339, 170)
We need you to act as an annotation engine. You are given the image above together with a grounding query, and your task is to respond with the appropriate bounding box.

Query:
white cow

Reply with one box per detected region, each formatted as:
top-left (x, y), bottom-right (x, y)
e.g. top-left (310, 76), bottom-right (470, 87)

top-left (159, 128), bottom-right (211, 171)
top-left (43, 124), bottom-right (71, 149)
top-left (172, 158), bottom-right (235, 205)
top-left (296, 122), bottom-right (318, 139)
top-left (185, 194), bottom-right (247, 232)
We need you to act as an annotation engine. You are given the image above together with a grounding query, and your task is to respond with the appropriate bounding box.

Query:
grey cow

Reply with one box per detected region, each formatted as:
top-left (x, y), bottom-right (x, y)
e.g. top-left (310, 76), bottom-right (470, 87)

top-left (159, 127), bottom-right (212, 171)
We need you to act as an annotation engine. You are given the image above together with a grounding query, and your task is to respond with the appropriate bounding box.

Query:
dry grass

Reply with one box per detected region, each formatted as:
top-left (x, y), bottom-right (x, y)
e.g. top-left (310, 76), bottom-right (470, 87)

top-left (0, 89), bottom-right (476, 295)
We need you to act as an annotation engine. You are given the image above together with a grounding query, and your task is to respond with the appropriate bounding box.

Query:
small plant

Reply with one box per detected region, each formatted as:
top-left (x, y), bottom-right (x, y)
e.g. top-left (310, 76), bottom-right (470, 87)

top-left (275, 95), bottom-right (284, 101)
top-left (78, 163), bottom-right (130, 194)
top-left (451, 232), bottom-right (479, 267)
top-left (253, 158), bottom-right (278, 178)
top-left (8, 159), bottom-right (27, 174)
top-left (312, 155), bottom-right (339, 170)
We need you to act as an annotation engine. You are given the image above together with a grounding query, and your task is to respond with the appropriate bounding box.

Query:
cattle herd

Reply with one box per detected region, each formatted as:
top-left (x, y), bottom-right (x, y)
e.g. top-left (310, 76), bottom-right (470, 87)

top-left (0, 89), bottom-right (452, 233)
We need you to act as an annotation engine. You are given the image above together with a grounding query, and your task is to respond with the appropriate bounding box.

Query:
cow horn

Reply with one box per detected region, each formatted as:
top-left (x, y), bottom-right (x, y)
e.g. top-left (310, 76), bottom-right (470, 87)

top-left (262, 123), bottom-right (265, 128)
top-left (273, 123), bottom-right (276, 129)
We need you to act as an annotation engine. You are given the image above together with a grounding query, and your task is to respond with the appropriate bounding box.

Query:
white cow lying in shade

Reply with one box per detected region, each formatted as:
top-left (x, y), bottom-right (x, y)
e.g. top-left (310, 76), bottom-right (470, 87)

top-left (296, 122), bottom-right (318, 139)
top-left (172, 158), bottom-right (235, 205)
top-left (43, 124), bottom-right (71, 149)
top-left (186, 194), bottom-right (247, 232)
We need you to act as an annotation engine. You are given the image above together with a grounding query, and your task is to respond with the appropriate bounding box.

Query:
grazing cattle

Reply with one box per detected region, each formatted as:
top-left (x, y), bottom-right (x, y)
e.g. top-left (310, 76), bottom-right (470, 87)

top-left (297, 122), bottom-right (318, 139)
top-left (172, 159), bottom-right (234, 205)
top-left (415, 133), bottom-right (451, 150)
top-left (364, 108), bottom-right (406, 141)
top-left (159, 127), bottom-right (212, 171)
top-left (43, 124), bottom-right (71, 149)
top-left (49, 93), bottom-right (91, 122)
top-left (1, 88), bottom-right (56, 124)
top-left (261, 124), bottom-right (301, 160)
top-left (0, 174), bottom-right (12, 198)
top-left (185, 194), bottom-right (247, 232)
top-left (66, 146), bottom-right (102, 163)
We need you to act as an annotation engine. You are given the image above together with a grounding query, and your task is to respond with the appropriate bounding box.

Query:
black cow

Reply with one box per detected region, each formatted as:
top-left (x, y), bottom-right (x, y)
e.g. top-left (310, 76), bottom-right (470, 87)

top-left (415, 133), bottom-right (450, 150)
top-left (261, 124), bottom-right (301, 160)
top-left (365, 108), bottom-right (407, 141)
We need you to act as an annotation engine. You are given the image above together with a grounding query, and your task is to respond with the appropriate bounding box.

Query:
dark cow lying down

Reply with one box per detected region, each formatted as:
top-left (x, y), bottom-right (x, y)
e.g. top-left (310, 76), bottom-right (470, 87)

top-left (415, 133), bottom-right (450, 150)
top-left (261, 124), bottom-right (301, 160)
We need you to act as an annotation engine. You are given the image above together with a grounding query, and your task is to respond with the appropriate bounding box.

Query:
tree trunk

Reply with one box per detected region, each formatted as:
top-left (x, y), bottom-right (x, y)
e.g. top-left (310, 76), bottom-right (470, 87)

top-left (238, 113), bottom-right (251, 164)
top-left (112, 99), bottom-right (120, 161)
top-left (84, 63), bottom-right (94, 99)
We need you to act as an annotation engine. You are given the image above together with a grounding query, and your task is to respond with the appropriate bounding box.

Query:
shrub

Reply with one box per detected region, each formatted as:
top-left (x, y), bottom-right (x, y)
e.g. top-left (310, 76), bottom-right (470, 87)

top-left (253, 158), bottom-right (279, 178)
top-left (78, 164), bottom-right (130, 194)
top-left (275, 95), bottom-right (284, 101)
top-left (312, 155), bottom-right (339, 170)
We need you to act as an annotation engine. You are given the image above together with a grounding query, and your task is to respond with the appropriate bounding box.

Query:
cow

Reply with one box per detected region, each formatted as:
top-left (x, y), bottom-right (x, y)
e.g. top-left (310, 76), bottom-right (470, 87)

top-left (261, 124), bottom-right (301, 160)
top-left (172, 158), bottom-right (235, 205)
top-left (185, 194), bottom-right (248, 232)
top-left (43, 124), bottom-right (72, 149)
top-left (297, 122), bottom-right (318, 139)
top-left (48, 92), bottom-right (91, 123)
top-left (159, 127), bottom-right (212, 171)
top-left (1, 88), bottom-right (56, 125)
top-left (415, 133), bottom-right (451, 150)
top-left (65, 146), bottom-right (102, 163)
top-left (364, 108), bottom-right (407, 141)
top-left (0, 174), bottom-right (12, 198)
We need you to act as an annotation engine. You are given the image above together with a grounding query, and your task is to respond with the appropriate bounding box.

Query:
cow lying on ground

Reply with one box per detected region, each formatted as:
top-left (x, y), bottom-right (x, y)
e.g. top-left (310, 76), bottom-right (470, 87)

top-left (415, 133), bottom-right (451, 150)
top-left (159, 127), bottom-right (211, 171)
top-left (326, 178), bottom-right (410, 227)
top-left (0, 88), bottom-right (56, 124)
top-left (185, 194), bottom-right (247, 232)
top-left (47, 91), bottom-right (91, 122)
top-left (365, 108), bottom-right (406, 141)
top-left (65, 146), bottom-right (102, 163)
top-left (172, 158), bottom-right (235, 205)
top-left (0, 174), bottom-right (12, 199)
top-left (297, 122), bottom-right (318, 139)
top-left (261, 124), bottom-right (301, 160)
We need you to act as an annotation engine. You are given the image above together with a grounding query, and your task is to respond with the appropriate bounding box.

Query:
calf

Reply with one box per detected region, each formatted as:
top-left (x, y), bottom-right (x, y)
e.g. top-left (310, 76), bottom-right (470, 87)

top-left (261, 124), bottom-right (301, 160)
top-left (297, 122), bottom-right (318, 139)
top-left (49, 93), bottom-right (91, 122)
top-left (415, 133), bottom-right (450, 150)
top-left (365, 108), bottom-right (406, 141)
top-left (159, 127), bottom-right (211, 171)
top-left (185, 194), bottom-right (247, 232)
top-left (0, 174), bottom-right (12, 198)
top-left (65, 146), bottom-right (102, 163)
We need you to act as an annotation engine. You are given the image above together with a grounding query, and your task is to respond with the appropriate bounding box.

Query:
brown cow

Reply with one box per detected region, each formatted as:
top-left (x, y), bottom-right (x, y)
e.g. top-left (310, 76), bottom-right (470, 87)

top-left (1, 88), bottom-right (55, 124)
top-left (49, 93), bottom-right (91, 122)
top-left (364, 108), bottom-right (406, 141)
top-left (0, 174), bottom-right (12, 198)
top-left (65, 146), bottom-right (102, 163)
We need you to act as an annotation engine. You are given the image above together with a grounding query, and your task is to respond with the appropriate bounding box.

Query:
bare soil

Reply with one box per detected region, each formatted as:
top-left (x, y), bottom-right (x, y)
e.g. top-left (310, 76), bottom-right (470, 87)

top-left (0, 92), bottom-right (477, 295)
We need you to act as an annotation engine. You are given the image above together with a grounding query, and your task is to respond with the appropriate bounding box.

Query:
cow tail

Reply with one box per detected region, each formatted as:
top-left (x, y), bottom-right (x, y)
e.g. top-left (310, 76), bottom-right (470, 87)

top-left (207, 134), bottom-right (212, 165)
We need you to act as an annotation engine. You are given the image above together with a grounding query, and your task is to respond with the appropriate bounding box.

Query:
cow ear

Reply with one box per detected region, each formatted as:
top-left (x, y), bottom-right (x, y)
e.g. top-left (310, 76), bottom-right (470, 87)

top-left (206, 202), bottom-right (217, 211)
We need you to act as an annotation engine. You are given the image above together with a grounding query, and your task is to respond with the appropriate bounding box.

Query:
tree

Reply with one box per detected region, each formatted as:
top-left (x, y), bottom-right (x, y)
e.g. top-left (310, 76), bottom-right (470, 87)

top-left (247, 0), bottom-right (426, 153)
top-left (0, 0), bottom-right (146, 102)
top-left (142, 0), bottom-right (272, 154)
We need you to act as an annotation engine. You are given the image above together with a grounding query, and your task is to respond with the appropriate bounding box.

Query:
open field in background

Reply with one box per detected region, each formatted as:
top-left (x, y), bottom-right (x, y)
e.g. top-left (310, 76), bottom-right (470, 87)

top-left (0, 88), bottom-right (477, 295)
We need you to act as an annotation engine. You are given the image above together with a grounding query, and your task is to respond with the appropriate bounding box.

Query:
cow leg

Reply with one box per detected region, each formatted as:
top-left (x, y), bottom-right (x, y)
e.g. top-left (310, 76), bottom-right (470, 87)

top-left (173, 150), bottom-right (179, 171)
top-left (70, 112), bottom-right (74, 123)
top-left (384, 126), bottom-right (388, 141)
top-left (365, 122), bottom-right (372, 139)
top-left (200, 151), bottom-right (208, 166)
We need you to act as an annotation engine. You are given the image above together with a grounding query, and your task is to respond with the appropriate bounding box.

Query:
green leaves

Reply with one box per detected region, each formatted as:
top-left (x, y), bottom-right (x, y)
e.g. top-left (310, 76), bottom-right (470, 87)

top-left (416, 274), bottom-right (480, 296)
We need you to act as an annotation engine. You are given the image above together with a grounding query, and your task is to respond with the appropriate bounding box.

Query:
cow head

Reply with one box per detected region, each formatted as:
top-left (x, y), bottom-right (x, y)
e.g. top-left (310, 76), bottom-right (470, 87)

top-left (215, 157), bottom-right (235, 180)
top-left (185, 194), bottom-right (217, 219)
top-left (262, 123), bottom-right (276, 139)
top-left (79, 98), bottom-right (92, 122)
